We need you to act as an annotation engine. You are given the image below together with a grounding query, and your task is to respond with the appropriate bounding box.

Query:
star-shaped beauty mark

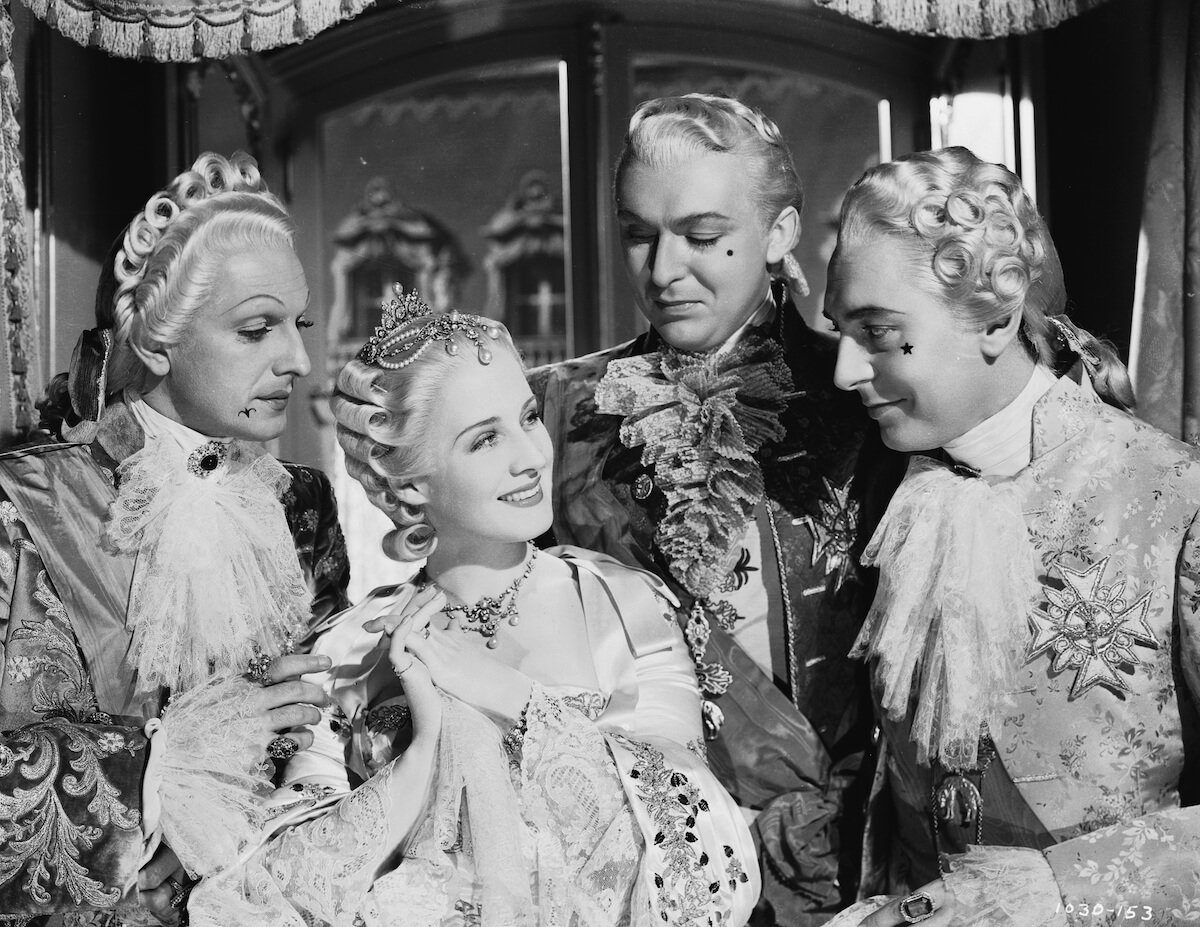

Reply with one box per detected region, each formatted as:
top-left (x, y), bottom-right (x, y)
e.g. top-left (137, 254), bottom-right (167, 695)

top-left (1026, 556), bottom-right (1157, 698)
top-left (901, 343), bottom-right (914, 355)
top-left (795, 477), bottom-right (859, 593)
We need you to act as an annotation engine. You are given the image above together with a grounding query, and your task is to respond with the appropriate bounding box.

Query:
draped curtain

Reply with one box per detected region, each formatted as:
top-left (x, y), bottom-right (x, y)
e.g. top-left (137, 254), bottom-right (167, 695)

top-left (1130, 0), bottom-right (1199, 441)
top-left (0, 0), bottom-right (1148, 437)
top-left (0, 3), bottom-right (34, 436)
top-left (20, 0), bottom-right (372, 61)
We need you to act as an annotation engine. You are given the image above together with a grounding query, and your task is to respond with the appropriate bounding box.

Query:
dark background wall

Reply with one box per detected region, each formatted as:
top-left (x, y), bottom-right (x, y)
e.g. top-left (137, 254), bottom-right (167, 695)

top-left (1043, 0), bottom-right (1157, 357)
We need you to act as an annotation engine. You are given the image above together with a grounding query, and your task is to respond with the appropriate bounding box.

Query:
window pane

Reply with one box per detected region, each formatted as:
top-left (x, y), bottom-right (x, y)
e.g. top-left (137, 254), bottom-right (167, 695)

top-left (322, 59), bottom-right (569, 365)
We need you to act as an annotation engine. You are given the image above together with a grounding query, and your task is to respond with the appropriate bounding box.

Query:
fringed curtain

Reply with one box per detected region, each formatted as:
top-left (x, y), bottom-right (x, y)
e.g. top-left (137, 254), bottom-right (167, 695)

top-left (0, 2), bottom-right (35, 435)
top-left (815, 0), bottom-right (1113, 37)
top-left (1130, 0), bottom-right (1198, 441)
top-left (21, 0), bottom-right (372, 61)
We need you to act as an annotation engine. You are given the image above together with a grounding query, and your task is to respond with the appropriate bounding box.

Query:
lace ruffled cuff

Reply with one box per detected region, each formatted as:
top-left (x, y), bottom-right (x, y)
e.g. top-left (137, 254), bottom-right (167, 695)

top-left (823, 897), bottom-right (890, 927)
top-left (944, 846), bottom-right (1067, 927)
top-left (153, 675), bottom-right (272, 877)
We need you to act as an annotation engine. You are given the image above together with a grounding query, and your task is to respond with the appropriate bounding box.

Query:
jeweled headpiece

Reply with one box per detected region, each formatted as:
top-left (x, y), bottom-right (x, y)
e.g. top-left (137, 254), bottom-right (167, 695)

top-left (358, 283), bottom-right (503, 370)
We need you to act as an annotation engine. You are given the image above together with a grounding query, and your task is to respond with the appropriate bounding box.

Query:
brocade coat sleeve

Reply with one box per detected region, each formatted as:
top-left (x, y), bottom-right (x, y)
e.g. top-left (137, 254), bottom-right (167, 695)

top-left (1031, 509), bottom-right (1200, 926)
top-left (0, 491), bottom-right (149, 919)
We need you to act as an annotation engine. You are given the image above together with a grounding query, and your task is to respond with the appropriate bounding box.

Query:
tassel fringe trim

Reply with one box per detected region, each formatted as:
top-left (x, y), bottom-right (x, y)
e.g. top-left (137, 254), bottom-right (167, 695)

top-left (814, 0), bottom-right (1112, 38)
top-left (24, 0), bottom-right (373, 61)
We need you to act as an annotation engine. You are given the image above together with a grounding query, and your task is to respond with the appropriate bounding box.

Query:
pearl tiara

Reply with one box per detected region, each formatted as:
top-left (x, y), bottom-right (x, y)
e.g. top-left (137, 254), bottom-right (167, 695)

top-left (358, 284), bottom-right (503, 370)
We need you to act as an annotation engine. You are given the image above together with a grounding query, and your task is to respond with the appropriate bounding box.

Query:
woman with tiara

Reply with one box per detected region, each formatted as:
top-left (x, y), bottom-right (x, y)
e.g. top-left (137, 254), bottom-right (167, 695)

top-left (199, 291), bottom-right (760, 927)
top-left (0, 152), bottom-right (347, 924)
top-left (822, 148), bottom-right (1199, 926)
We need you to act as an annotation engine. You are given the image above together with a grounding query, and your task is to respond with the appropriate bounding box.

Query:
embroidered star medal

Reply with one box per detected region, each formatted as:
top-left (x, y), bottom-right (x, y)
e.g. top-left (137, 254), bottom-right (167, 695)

top-left (1026, 556), bottom-right (1157, 698)
top-left (796, 477), bottom-right (859, 593)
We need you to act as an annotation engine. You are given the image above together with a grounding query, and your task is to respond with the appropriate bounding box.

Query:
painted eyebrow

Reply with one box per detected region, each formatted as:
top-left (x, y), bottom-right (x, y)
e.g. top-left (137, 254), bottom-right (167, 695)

top-left (220, 293), bottom-right (287, 316)
top-left (456, 415), bottom-right (499, 442)
top-left (616, 209), bottom-right (733, 228)
top-left (829, 305), bottom-right (906, 323)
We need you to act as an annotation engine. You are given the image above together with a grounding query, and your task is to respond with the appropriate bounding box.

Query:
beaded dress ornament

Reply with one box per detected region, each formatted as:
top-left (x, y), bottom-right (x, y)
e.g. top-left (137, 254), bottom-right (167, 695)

top-left (425, 545), bottom-right (538, 648)
top-left (358, 284), bottom-right (504, 369)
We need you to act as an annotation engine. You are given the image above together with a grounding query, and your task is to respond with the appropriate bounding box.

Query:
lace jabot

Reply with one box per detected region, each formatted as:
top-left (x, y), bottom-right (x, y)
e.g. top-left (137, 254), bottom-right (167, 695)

top-left (855, 455), bottom-right (1040, 771)
top-left (108, 397), bottom-right (310, 692)
top-left (594, 329), bottom-right (794, 600)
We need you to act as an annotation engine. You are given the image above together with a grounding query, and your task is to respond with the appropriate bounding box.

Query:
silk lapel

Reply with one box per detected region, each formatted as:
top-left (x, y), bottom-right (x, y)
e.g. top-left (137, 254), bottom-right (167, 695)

top-left (0, 445), bottom-right (144, 716)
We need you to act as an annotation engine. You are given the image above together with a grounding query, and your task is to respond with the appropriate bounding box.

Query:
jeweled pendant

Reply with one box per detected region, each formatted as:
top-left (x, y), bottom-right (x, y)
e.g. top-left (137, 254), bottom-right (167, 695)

top-left (935, 774), bottom-right (982, 827)
top-left (633, 473), bottom-right (654, 501)
top-left (486, 638), bottom-right (499, 649)
top-left (187, 440), bottom-right (227, 478)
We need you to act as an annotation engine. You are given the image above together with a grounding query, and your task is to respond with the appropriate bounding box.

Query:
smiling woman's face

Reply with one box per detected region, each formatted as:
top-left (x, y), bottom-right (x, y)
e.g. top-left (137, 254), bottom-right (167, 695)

top-left (148, 246), bottom-right (313, 441)
top-left (616, 151), bottom-right (794, 353)
top-left (405, 347), bottom-right (554, 548)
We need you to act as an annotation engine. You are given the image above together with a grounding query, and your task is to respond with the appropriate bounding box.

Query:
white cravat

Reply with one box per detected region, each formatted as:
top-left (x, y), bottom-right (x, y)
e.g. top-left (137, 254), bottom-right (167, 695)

top-left (127, 391), bottom-right (231, 456)
top-left (943, 365), bottom-right (1057, 477)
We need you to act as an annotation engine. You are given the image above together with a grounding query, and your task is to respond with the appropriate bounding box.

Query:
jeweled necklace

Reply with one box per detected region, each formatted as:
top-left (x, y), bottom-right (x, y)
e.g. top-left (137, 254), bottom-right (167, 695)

top-left (427, 544), bottom-right (538, 648)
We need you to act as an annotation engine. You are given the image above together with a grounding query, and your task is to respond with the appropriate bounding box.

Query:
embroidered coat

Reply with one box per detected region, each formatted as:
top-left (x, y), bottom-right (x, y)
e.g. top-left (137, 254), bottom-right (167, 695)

top-left (0, 402), bottom-right (349, 924)
top-left (213, 547), bottom-right (759, 927)
top-left (862, 374), bottom-right (1200, 925)
top-left (529, 291), bottom-right (901, 924)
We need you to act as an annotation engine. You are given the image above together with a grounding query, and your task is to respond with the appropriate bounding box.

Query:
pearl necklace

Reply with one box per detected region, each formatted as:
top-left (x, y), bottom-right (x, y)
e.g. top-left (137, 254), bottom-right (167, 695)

top-left (425, 544), bottom-right (538, 649)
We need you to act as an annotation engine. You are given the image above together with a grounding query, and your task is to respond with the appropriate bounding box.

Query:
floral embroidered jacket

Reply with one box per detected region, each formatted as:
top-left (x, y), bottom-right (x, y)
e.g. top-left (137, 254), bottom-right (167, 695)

top-left (0, 402), bottom-right (349, 925)
top-left (862, 374), bottom-right (1200, 926)
top-left (528, 291), bottom-right (903, 925)
top-left (196, 547), bottom-right (759, 927)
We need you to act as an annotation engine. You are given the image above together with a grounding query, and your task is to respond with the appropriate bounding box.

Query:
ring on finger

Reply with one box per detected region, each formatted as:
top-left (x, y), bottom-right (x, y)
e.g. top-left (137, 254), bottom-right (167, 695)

top-left (394, 657), bottom-right (415, 676)
top-left (420, 627), bottom-right (431, 639)
top-left (246, 652), bottom-right (274, 686)
top-left (898, 891), bottom-right (936, 924)
top-left (166, 877), bottom-right (189, 909)
top-left (266, 735), bottom-right (299, 760)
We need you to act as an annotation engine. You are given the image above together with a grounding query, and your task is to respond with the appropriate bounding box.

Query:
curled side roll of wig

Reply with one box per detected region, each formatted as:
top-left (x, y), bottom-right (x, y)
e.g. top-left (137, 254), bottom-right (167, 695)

top-left (834, 147), bottom-right (1063, 345)
top-left (331, 311), bottom-right (518, 562)
top-left (833, 146), bottom-right (1133, 410)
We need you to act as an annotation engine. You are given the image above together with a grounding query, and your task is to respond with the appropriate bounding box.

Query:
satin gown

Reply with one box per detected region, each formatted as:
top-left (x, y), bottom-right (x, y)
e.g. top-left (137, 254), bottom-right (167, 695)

top-left (197, 547), bottom-right (760, 927)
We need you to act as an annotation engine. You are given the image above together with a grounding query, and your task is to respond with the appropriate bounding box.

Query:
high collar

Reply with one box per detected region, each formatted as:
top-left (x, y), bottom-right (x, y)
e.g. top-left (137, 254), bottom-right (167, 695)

top-left (1030, 364), bottom-right (1102, 460)
top-left (84, 397), bottom-right (245, 476)
top-left (90, 400), bottom-right (148, 472)
top-left (940, 366), bottom-right (1100, 480)
top-left (126, 394), bottom-right (230, 457)
top-left (943, 365), bottom-right (1057, 477)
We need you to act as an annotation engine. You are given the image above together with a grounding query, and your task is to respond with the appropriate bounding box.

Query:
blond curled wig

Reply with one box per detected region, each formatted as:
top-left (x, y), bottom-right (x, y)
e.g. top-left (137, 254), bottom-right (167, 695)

top-left (832, 146), bottom-right (1133, 409)
top-left (103, 151), bottom-right (295, 395)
